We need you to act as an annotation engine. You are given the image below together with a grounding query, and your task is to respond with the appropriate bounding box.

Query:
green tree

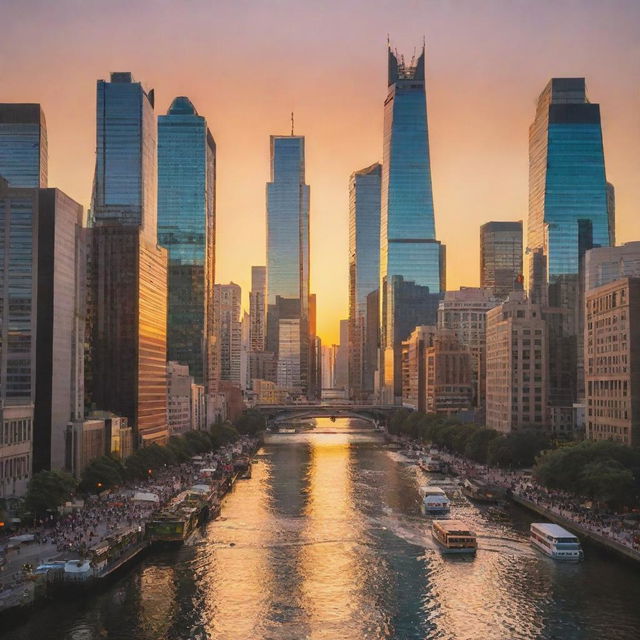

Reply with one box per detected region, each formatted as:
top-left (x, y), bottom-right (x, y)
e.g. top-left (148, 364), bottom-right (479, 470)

top-left (210, 422), bottom-right (239, 448)
top-left (579, 459), bottom-right (636, 507)
top-left (464, 428), bottom-right (500, 464)
top-left (235, 410), bottom-right (266, 435)
top-left (80, 456), bottom-right (125, 493)
top-left (24, 470), bottom-right (77, 517)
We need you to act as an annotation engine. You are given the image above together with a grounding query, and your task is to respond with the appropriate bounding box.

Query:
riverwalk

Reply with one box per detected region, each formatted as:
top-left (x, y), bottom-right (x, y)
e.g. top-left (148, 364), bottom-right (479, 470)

top-left (0, 436), bottom-right (260, 618)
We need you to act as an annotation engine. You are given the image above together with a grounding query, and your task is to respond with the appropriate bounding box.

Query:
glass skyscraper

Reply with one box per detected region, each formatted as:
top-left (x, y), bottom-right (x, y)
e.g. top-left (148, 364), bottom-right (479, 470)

top-left (480, 221), bottom-right (523, 300)
top-left (528, 78), bottom-right (610, 304)
top-left (266, 135), bottom-right (310, 395)
top-left (93, 72), bottom-right (157, 237)
top-left (0, 103), bottom-right (47, 188)
top-left (348, 163), bottom-right (381, 399)
top-left (380, 45), bottom-right (445, 402)
top-left (88, 72), bottom-right (168, 446)
top-left (158, 96), bottom-right (216, 387)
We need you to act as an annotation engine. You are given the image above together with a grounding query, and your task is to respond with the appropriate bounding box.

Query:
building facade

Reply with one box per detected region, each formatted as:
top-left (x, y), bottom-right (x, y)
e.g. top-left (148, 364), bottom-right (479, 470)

top-left (167, 361), bottom-right (193, 436)
top-left (480, 221), bottom-right (523, 300)
top-left (380, 45), bottom-right (445, 403)
top-left (266, 135), bottom-right (310, 396)
top-left (213, 283), bottom-right (242, 387)
top-left (249, 266), bottom-right (266, 353)
top-left (334, 319), bottom-right (349, 390)
top-left (585, 242), bottom-right (640, 292)
top-left (401, 325), bottom-right (436, 411)
top-left (88, 72), bottom-right (168, 446)
top-left (585, 278), bottom-right (640, 446)
top-left (437, 287), bottom-right (499, 416)
top-left (0, 103), bottom-right (47, 188)
top-left (348, 163), bottom-right (381, 400)
top-left (158, 96), bottom-right (216, 388)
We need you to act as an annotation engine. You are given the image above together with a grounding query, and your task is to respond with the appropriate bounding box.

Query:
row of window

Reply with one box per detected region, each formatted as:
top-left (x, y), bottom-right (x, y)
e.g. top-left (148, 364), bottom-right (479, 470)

top-left (0, 418), bottom-right (32, 446)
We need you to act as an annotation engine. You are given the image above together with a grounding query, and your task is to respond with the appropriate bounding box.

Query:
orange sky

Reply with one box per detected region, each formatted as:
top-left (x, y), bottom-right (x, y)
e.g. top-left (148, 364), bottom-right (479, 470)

top-left (3, 0), bottom-right (640, 344)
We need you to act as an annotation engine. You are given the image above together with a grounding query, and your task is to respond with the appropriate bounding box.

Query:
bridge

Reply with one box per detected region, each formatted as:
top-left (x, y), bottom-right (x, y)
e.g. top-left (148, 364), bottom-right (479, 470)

top-left (254, 404), bottom-right (397, 429)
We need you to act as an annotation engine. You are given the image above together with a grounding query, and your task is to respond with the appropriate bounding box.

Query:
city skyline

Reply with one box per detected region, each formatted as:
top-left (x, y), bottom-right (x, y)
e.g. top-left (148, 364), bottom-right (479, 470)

top-left (3, 0), bottom-right (640, 343)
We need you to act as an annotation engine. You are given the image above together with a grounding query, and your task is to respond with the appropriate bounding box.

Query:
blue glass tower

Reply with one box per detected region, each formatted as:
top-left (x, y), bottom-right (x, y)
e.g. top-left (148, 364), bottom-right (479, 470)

top-left (266, 135), bottom-right (310, 395)
top-left (348, 163), bottom-right (381, 398)
top-left (528, 78), bottom-right (610, 304)
top-left (380, 45), bottom-right (445, 402)
top-left (0, 104), bottom-right (47, 188)
top-left (158, 97), bottom-right (216, 386)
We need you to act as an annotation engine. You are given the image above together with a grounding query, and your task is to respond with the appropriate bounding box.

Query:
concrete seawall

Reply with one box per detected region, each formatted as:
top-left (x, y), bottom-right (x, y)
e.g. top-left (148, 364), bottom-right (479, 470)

top-left (510, 494), bottom-right (640, 566)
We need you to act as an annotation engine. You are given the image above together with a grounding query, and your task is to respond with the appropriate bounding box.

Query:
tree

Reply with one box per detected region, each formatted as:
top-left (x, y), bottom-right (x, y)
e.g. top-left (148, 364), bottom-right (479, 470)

top-left (80, 456), bottom-right (125, 493)
top-left (210, 422), bottom-right (239, 448)
top-left (464, 428), bottom-right (500, 464)
top-left (579, 459), bottom-right (636, 507)
top-left (235, 410), bottom-right (266, 435)
top-left (487, 430), bottom-right (549, 468)
top-left (24, 470), bottom-right (77, 517)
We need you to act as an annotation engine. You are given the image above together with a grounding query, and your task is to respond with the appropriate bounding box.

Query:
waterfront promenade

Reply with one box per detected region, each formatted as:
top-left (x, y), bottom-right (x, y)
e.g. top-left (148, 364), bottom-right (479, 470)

top-left (399, 438), bottom-right (640, 562)
top-left (0, 435), bottom-right (259, 614)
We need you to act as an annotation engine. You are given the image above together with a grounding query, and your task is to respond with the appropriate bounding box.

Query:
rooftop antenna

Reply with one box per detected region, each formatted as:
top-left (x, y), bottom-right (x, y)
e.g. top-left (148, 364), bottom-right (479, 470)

top-left (291, 111), bottom-right (294, 136)
top-left (387, 33), bottom-right (390, 48)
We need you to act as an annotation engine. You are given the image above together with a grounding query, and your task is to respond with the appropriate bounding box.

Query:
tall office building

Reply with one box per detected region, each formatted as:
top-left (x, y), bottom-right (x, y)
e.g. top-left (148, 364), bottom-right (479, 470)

top-left (527, 77), bottom-right (610, 306)
top-left (266, 135), bottom-right (310, 395)
top-left (334, 319), bottom-right (350, 390)
top-left (213, 283), bottom-right (242, 387)
top-left (585, 242), bottom-right (640, 292)
top-left (437, 287), bottom-right (499, 415)
top-left (158, 96), bottom-right (216, 387)
top-left (348, 163), bottom-right (381, 400)
top-left (87, 72), bottom-right (168, 446)
top-left (0, 104), bottom-right (47, 188)
top-left (249, 266), bottom-right (266, 353)
top-left (480, 221), bottom-right (523, 300)
top-left (380, 44), bottom-right (445, 403)
top-left (585, 278), bottom-right (640, 446)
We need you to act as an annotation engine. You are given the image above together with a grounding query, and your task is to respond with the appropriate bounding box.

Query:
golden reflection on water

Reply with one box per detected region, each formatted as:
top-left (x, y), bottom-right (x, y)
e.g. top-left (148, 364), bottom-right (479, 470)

top-left (138, 564), bottom-right (177, 639)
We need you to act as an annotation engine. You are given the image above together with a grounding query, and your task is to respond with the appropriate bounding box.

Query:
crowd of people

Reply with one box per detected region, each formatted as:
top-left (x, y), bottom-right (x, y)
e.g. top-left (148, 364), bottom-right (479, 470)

top-left (0, 435), bottom-right (259, 599)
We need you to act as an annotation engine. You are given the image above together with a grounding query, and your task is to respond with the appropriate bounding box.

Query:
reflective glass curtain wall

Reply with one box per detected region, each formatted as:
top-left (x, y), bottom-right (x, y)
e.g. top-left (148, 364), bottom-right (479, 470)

top-left (0, 104), bottom-right (47, 189)
top-left (158, 97), bottom-right (216, 385)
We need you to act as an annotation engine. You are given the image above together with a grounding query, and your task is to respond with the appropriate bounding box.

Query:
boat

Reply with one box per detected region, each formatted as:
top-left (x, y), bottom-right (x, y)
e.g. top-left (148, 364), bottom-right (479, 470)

top-left (431, 520), bottom-right (477, 554)
top-left (419, 454), bottom-right (443, 473)
top-left (420, 486), bottom-right (451, 514)
top-left (461, 478), bottom-right (502, 503)
top-left (530, 523), bottom-right (584, 562)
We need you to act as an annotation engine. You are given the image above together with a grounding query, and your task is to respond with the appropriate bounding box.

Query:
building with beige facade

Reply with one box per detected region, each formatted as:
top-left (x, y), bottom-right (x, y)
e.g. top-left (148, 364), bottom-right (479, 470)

top-left (401, 326), bottom-right (436, 411)
top-left (585, 277), bottom-right (640, 446)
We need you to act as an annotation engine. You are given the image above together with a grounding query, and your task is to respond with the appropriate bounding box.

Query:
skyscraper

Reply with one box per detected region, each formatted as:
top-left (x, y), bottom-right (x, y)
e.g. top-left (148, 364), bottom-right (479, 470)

top-left (380, 44), bottom-right (445, 403)
top-left (213, 283), bottom-right (242, 387)
top-left (158, 96), bottom-right (216, 387)
top-left (527, 78), bottom-right (610, 305)
top-left (348, 163), bottom-right (381, 400)
top-left (249, 266), bottom-right (266, 353)
top-left (266, 135), bottom-right (310, 395)
top-left (480, 221), bottom-right (523, 300)
top-left (87, 72), bottom-right (168, 446)
top-left (0, 103), bottom-right (47, 188)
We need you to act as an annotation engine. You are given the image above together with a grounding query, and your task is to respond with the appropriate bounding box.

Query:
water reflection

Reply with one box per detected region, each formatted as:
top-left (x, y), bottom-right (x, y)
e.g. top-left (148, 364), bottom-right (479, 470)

top-left (3, 417), bottom-right (640, 640)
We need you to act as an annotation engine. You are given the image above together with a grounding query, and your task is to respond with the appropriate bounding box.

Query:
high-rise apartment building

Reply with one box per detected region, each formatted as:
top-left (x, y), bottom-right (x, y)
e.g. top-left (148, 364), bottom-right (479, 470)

top-left (167, 361), bottom-right (193, 436)
top-left (214, 283), bottom-right (242, 387)
top-left (585, 277), bottom-right (640, 446)
top-left (250, 266), bottom-right (266, 352)
top-left (380, 45), bottom-right (445, 403)
top-left (0, 104), bottom-right (47, 189)
top-left (585, 242), bottom-right (640, 292)
top-left (486, 292), bottom-right (548, 433)
top-left (348, 163), bottom-right (381, 400)
top-left (158, 96), bottom-right (216, 387)
top-left (402, 325), bottom-right (436, 411)
top-left (266, 135), bottom-right (310, 395)
top-left (480, 221), bottom-right (523, 300)
top-left (437, 287), bottom-right (499, 416)
top-left (87, 72), bottom-right (168, 446)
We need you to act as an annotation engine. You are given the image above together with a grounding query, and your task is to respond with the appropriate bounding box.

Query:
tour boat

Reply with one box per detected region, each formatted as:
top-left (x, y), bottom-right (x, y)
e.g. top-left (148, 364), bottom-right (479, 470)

top-left (431, 519), bottom-right (477, 554)
top-left (530, 523), bottom-right (584, 562)
top-left (419, 454), bottom-right (443, 473)
top-left (461, 478), bottom-right (502, 503)
top-left (420, 486), bottom-right (451, 514)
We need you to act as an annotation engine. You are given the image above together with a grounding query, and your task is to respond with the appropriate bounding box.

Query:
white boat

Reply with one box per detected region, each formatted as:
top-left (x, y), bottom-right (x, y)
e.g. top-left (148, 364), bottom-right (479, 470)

top-left (419, 455), bottom-right (443, 473)
top-left (420, 486), bottom-right (451, 514)
top-left (432, 519), bottom-right (477, 554)
top-left (530, 523), bottom-right (584, 562)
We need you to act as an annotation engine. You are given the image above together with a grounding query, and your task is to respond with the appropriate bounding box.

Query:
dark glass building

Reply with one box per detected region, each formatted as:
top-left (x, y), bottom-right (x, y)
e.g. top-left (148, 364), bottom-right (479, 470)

top-left (266, 135), bottom-right (310, 395)
top-left (348, 163), bottom-right (381, 399)
top-left (88, 72), bottom-right (168, 446)
top-left (0, 103), bottom-right (47, 188)
top-left (158, 97), bottom-right (216, 387)
top-left (380, 45), bottom-right (445, 402)
top-left (480, 221), bottom-right (523, 300)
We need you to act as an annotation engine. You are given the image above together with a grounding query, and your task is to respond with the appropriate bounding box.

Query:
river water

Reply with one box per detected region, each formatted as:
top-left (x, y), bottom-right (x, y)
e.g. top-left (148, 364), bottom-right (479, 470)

top-left (4, 418), bottom-right (640, 640)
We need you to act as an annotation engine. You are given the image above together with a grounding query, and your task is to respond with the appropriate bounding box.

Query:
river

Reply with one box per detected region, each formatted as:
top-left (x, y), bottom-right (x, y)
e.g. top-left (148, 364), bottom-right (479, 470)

top-left (3, 417), bottom-right (640, 640)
